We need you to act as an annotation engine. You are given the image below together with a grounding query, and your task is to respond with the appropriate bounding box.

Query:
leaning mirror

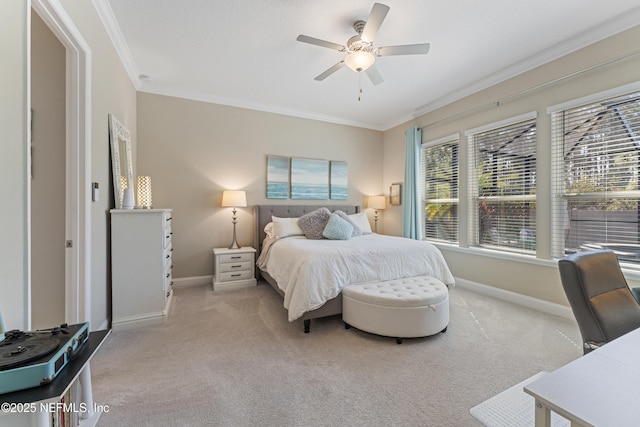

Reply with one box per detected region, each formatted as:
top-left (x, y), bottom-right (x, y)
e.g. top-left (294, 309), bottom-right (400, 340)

top-left (108, 114), bottom-right (134, 208)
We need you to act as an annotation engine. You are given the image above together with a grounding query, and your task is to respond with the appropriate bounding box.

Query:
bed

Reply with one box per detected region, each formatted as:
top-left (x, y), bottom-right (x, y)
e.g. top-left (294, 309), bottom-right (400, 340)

top-left (253, 205), bottom-right (455, 332)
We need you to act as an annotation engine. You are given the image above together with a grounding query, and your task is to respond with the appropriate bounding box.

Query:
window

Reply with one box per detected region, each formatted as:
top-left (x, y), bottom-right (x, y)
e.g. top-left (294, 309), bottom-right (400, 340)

top-left (421, 136), bottom-right (459, 243)
top-left (468, 114), bottom-right (537, 254)
top-left (551, 90), bottom-right (640, 264)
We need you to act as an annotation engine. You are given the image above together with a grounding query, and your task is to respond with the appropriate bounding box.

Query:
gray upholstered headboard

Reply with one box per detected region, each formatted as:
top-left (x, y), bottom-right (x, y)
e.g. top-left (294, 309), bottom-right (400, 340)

top-left (254, 205), bottom-right (360, 253)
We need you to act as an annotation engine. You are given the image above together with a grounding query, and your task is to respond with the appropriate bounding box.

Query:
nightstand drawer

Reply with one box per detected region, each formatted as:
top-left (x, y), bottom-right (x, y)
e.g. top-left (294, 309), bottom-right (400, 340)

top-left (219, 261), bottom-right (252, 273)
top-left (219, 252), bottom-right (253, 263)
top-left (219, 270), bottom-right (253, 282)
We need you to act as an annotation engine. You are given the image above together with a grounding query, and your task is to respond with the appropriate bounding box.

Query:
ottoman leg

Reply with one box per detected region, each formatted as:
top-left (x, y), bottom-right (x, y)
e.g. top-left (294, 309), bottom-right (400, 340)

top-left (344, 322), bottom-right (351, 329)
top-left (396, 338), bottom-right (403, 345)
top-left (304, 319), bottom-right (311, 333)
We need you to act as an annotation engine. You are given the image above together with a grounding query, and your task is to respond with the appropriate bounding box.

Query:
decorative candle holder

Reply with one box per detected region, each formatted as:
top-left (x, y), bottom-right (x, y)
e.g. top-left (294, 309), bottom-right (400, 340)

top-left (137, 176), bottom-right (153, 209)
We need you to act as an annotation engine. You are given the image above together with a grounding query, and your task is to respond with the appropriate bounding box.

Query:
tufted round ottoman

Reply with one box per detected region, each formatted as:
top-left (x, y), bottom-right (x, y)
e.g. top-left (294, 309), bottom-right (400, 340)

top-left (342, 276), bottom-right (449, 344)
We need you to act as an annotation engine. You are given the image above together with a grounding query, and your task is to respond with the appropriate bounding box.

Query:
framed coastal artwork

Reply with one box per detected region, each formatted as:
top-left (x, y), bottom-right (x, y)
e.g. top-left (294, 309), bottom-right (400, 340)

top-left (266, 155), bottom-right (289, 199)
top-left (290, 158), bottom-right (329, 200)
top-left (390, 182), bottom-right (402, 205)
top-left (330, 161), bottom-right (348, 200)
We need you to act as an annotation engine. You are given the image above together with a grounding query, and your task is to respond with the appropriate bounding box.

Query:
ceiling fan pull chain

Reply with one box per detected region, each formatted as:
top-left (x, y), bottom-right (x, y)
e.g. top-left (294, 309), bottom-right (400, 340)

top-left (358, 73), bottom-right (363, 101)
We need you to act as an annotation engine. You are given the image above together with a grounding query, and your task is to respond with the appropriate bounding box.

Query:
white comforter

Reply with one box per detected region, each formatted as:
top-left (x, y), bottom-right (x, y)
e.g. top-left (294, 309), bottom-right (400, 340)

top-left (257, 234), bottom-right (455, 321)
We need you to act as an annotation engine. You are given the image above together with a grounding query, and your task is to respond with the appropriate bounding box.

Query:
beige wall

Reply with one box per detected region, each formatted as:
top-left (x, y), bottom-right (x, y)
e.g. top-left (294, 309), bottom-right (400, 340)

top-left (0, 0), bottom-right (137, 330)
top-left (58, 0), bottom-right (137, 329)
top-left (137, 93), bottom-right (384, 278)
top-left (382, 25), bottom-right (640, 306)
top-left (31, 10), bottom-right (66, 328)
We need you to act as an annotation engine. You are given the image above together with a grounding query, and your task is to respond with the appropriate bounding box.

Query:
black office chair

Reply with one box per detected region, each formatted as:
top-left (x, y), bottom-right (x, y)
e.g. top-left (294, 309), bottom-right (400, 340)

top-left (558, 250), bottom-right (640, 354)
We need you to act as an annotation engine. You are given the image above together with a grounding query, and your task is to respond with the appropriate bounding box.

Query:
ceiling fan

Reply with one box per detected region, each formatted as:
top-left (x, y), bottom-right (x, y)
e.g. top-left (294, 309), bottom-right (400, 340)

top-left (296, 3), bottom-right (430, 86)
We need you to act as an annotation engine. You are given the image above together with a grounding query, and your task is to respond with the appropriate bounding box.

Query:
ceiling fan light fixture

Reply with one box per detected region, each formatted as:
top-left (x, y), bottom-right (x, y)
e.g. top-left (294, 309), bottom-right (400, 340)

top-left (344, 50), bottom-right (375, 72)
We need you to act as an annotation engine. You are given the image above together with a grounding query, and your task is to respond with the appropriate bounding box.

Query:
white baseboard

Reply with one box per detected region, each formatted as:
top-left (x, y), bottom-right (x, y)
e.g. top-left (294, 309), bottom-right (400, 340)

top-left (455, 278), bottom-right (575, 321)
top-left (172, 275), bottom-right (212, 288)
top-left (96, 318), bottom-right (109, 331)
top-left (112, 311), bottom-right (168, 331)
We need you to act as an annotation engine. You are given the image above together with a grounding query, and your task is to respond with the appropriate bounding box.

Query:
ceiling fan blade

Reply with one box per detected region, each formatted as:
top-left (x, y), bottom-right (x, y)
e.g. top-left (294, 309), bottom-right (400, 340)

top-left (296, 35), bottom-right (346, 51)
top-left (314, 61), bottom-right (345, 81)
top-left (365, 65), bottom-right (384, 86)
top-left (377, 43), bottom-right (430, 56)
top-left (360, 3), bottom-right (390, 43)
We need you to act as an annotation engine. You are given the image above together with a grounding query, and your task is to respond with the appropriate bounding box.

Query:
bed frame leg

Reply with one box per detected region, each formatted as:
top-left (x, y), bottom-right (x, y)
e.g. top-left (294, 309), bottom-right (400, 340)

top-left (304, 319), bottom-right (311, 333)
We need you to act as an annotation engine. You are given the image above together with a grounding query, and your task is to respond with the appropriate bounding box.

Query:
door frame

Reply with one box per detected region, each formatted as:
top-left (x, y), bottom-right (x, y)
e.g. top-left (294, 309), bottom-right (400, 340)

top-left (31, 0), bottom-right (91, 324)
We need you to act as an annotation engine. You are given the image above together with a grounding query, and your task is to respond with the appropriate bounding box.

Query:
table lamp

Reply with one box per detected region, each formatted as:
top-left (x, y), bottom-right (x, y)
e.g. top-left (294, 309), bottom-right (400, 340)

top-left (221, 190), bottom-right (247, 249)
top-left (367, 195), bottom-right (386, 232)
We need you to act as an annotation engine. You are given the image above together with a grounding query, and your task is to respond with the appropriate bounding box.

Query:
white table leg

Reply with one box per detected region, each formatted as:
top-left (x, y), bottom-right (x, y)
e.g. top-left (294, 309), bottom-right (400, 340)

top-left (79, 363), bottom-right (93, 420)
top-left (534, 399), bottom-right (551, 427)
top-left (32, 410), bottom-right (49, 427)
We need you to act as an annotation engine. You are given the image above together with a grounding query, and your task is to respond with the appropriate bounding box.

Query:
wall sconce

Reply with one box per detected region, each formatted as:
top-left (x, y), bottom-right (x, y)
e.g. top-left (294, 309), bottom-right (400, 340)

top-left (367, 195), bottom-right (386, 233)
top-left (221, 190), bottom-right (247, 249)
top-left (137, 176), bottom-right (153, 209)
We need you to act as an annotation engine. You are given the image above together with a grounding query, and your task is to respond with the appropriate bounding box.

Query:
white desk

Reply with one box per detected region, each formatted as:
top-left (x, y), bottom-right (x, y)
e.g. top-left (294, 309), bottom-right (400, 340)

top-left (524, 327), bottom-right (640, 426)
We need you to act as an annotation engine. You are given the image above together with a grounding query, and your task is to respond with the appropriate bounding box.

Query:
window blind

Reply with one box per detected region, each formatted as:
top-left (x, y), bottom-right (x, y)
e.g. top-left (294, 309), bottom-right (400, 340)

top-left (421, 138), bottom-right (459, 243)
top-left (468, 117), bottom-right (537, 254)
top-left (551, 90), bottom-right (640, 264)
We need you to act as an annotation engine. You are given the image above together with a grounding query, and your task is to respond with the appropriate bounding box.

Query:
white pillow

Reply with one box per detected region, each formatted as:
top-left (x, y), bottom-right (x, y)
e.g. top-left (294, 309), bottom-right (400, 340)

top-left (348, 211), bottom-right (372, 234)
top-left (264, 222), bottom-right (274, 238)
top-left (271, 216), bottom-right (305, 238)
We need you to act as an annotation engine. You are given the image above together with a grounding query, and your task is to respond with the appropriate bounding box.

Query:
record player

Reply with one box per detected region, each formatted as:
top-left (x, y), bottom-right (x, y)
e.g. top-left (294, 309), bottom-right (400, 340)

top-left (0, 322), bottom-right (89, 395)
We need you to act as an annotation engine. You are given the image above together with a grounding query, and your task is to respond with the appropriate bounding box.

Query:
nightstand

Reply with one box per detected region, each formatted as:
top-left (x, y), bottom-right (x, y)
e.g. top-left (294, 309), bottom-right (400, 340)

top-left (212, 247), bottom-right (257, 291)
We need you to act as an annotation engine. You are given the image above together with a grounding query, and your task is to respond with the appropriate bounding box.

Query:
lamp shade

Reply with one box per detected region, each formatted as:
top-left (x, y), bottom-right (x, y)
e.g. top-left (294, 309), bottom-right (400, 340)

top-left (367, 195), bottom-right (386, 210)
top-left (221, 190), bottom-right (247, 207)
top-left (344, 50), bottom-right (375, 72)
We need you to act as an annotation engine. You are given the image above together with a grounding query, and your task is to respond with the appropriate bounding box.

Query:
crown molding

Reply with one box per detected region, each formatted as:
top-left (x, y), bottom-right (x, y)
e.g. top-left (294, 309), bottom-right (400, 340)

top-left (413, 7), bottom-right (640, 118)
top-left (92, 0), bottom-right (140, 90)
top-left (138, 83), bottom-right (387, 131)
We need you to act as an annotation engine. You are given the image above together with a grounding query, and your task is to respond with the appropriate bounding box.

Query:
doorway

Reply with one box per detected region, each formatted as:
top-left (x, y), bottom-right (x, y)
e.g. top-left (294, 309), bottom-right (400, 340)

top-left (31, 0), bottom-right (91, 327)
top-left (30, 9), bottom-right (66, 329)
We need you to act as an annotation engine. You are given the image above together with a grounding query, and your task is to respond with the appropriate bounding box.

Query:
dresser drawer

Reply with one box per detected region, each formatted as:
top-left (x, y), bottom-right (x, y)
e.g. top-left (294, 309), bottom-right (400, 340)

top-left (163, 224), bottom-right (172, 248)
top-left (219, 260), bottom-right (252, 273)
top-left (164, 260), bottom-right (172, 279)
top-left (219, 270), bottom-right (253, 282)
top-left (219, 252), bottom-right (253, 263)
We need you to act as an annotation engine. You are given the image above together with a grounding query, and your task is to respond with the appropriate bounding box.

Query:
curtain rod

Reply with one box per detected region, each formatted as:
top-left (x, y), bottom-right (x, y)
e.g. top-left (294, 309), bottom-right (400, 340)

top-left (419, 48), bottom-right (640, 131)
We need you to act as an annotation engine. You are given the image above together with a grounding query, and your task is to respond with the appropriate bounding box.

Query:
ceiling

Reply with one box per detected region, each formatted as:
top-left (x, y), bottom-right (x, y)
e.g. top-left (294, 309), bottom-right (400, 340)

top-left (97, 0), bottom-right (640, 131)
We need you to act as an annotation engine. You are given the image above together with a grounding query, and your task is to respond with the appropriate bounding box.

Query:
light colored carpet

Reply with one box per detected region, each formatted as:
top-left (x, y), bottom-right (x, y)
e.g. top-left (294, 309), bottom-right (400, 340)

top-left (91, 282), bottom-right (582, 426)
top-left (470, 371), bottom-right (570, 426)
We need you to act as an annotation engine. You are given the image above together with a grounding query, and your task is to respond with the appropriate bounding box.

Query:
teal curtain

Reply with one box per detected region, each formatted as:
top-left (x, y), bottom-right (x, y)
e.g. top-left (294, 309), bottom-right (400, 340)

top-left (403, 126), bottom-right (422, 239)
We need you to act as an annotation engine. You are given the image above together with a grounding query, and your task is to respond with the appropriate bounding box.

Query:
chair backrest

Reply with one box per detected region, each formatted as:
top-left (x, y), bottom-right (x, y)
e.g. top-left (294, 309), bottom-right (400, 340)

top-left (559, 250), bottom-right (640, 354)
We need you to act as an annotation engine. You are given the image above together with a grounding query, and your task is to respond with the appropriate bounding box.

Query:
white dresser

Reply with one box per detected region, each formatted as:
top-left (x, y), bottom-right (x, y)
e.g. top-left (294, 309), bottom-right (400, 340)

top-left (212, 247), bottom-right (257, 291)
top-left (111, 209), bottom-right (173, 330)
